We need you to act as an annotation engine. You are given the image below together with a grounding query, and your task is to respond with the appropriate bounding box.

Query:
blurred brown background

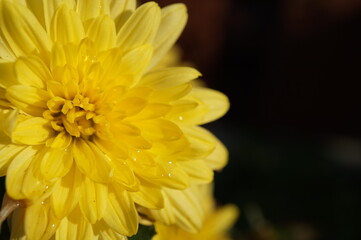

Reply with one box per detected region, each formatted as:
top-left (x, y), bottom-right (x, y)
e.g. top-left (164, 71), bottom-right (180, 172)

top-left (151, 0), bottom-right (361, 240)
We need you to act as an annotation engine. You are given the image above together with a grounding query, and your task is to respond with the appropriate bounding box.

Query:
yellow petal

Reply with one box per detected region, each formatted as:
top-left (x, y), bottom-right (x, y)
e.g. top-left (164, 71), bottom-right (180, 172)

top-left (118, 44), bottom-right (153, 83)
top-left (141, 67), bottom-right (200, 89)
top-left (99, 45), bottom-right (153, 87)
top-left (112, 161), bottom-right (139, 191)
top-left (0, 88), bottom-right (12, 109)
top-left (152, 223), bottom-right (178, 240)
top-left (204, 204), bottom-right (239, 234)
top-left (150, 83), bottom-right (192, 103)
top-left (0, 109), bottom-right (18, 138)
top-left (132, 103), bottom-right (171, 120)
top-left (24, 202), bottom-right (49, 240)
top-left (6, 146), bottom-right (37, 199)
top-left (131, 180), bottom-right (164, 209)
top-left (136, 119), bottom-right (183, 141)
top-left (109, 0), bottom-right (136, 20)
top-left (96, 48), bottom-right (124, 85)
top-left (148, 4), bottom-right (187, 69)
top-left (39, 146), bottom-right (73, 179)
top-left (205, 138), bottom-right (228, 171)
top-left (123, 85), bottom-right (153, 99)
top-left (6, 85), bottom-right (50, 116)
top-left (122, 135), bottom-right (152, 150)
top-left (9, 207), bottom-right (26, 239)
top-left (0, 131), bottom-right (8, 145)
top-left (139, 159), bottom-right (190, 190)
top-left (150, 133), bottom-right (188, 156)
top-left (21, 150), bottom-right (56, 200)
top-left (183, 87), bottom-right (230, 125)
top-left (76, 0), bottom-right (109, 21)
top-left (40, 209), bottom-right (61, 240)
top-left (151, 187), bottom-right (204, 233)
top-left (0, 144), bottom-right (26, 177)
top-left (116, 96), bottom-right (147, 116)
top-left (50, 42), bottom-right (69, 71)
top-left (86, 15), bottom-right (116, 52)
top-left (15, 56), bottom-right (50, 89)
top-left (45, 131), bottom-right (73, 148)
top-left (0, 61), bottom-right (17, 88)
top-left (56, 206), bottom-right (95, 240)
top-left (179, 160), bottom-right (214, 184)
top-left (25, 0), bottom-right (75, 32)
top-left (178, 126), bottom-right (216, 160)
top-left (73, 139), bottom-right (112, 183)
top-left (128, 148), bottom-right (159, 173)
top-left (147, 197), bottom-right (175, 227)
top-left (116, 2), bottom-right (161, 52)
top-left (79, 177), bottom-right (108, 224)
top-left (93, 219), bottom-right (128, 240)
top-left (111, 122), bottom-right (141, 136)
top-left (51, 165), bottom-right (81, 219)
top-left (93, 136), bottom-right (128, 160)
top-left (0, 36), bottom-right (15, 60)
top-left (50, 4), bottom-right (85, 44)
top-left (0, 0), bottom-right (51, 57)
top-left (166, 99), bottom-right (198, 121)
top-left (103, 185), bottom-right (138, 236)
top-left (12, 117), bottom-right (53, 145)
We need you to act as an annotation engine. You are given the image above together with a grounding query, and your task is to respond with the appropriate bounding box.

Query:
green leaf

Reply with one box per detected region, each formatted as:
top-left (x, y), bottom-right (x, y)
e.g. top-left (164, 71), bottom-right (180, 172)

top-left (129, 225), bottom-right (155, 240)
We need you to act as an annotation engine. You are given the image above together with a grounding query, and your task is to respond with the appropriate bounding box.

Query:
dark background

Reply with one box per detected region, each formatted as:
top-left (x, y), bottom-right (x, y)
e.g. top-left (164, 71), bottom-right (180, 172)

top-left (155, 0), bottom-right (361, 239)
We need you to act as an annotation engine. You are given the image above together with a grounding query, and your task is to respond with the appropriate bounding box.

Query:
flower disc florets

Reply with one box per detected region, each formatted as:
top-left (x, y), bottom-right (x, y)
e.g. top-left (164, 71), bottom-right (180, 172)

top-left (44, 94), bottom-right (98, 138)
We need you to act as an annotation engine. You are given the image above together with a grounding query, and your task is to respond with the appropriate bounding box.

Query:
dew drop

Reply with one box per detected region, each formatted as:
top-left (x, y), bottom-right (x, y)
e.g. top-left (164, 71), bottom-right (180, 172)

top-left (178, 116), bottom-right (183, 121)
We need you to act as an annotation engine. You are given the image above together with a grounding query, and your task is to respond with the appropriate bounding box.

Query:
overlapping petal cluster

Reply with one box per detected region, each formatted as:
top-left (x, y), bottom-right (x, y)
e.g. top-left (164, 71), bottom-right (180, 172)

top-left (152, 184), bottom-right (239, 240)
top-left (0, 0), bottom-right (230, 239)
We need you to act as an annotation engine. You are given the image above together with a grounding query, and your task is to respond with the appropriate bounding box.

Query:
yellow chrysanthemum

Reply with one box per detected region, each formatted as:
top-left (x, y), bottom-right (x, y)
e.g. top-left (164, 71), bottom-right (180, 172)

top-left (152, 184), bottom-right (239, 240)
top-left (0, 0), bottom-right (229, 239)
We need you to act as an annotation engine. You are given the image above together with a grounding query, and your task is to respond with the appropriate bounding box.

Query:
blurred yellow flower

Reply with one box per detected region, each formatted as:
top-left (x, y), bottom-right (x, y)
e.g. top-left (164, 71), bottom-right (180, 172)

top-left (0, 0), bottom-right (229, 239)
top-left (151, 184), bottom-right (239, 240)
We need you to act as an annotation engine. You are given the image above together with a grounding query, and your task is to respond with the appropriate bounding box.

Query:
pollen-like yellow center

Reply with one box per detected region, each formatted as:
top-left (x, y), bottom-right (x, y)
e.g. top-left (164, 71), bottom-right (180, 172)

top-left (43, 94), bottom-right (101, 138)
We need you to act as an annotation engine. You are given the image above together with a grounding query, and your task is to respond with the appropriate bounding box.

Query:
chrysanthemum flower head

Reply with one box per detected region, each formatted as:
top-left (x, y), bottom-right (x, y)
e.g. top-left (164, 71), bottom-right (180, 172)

top-left (0, 0), bottom-right (229, 239)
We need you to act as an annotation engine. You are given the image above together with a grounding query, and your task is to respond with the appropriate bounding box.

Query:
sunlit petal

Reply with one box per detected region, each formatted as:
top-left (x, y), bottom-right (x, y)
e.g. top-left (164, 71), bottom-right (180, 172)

top-left (116, 2), bottom-right (161, 52)
top-left (103, 185), bottom-right (138, 236)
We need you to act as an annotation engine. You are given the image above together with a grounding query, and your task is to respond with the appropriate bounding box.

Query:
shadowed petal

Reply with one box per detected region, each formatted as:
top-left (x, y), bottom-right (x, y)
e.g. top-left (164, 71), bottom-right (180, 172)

top-left (79, 177), bottom-right (108, 224)
top-left (103, 185), bottom-right (138, 236)
top-left (0, 0), bottom-right (51, 56)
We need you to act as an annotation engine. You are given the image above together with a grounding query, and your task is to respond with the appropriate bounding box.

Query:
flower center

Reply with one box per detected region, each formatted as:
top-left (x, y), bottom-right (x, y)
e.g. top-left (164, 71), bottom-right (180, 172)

top-left (43, 94), bottom-right (101, 138)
